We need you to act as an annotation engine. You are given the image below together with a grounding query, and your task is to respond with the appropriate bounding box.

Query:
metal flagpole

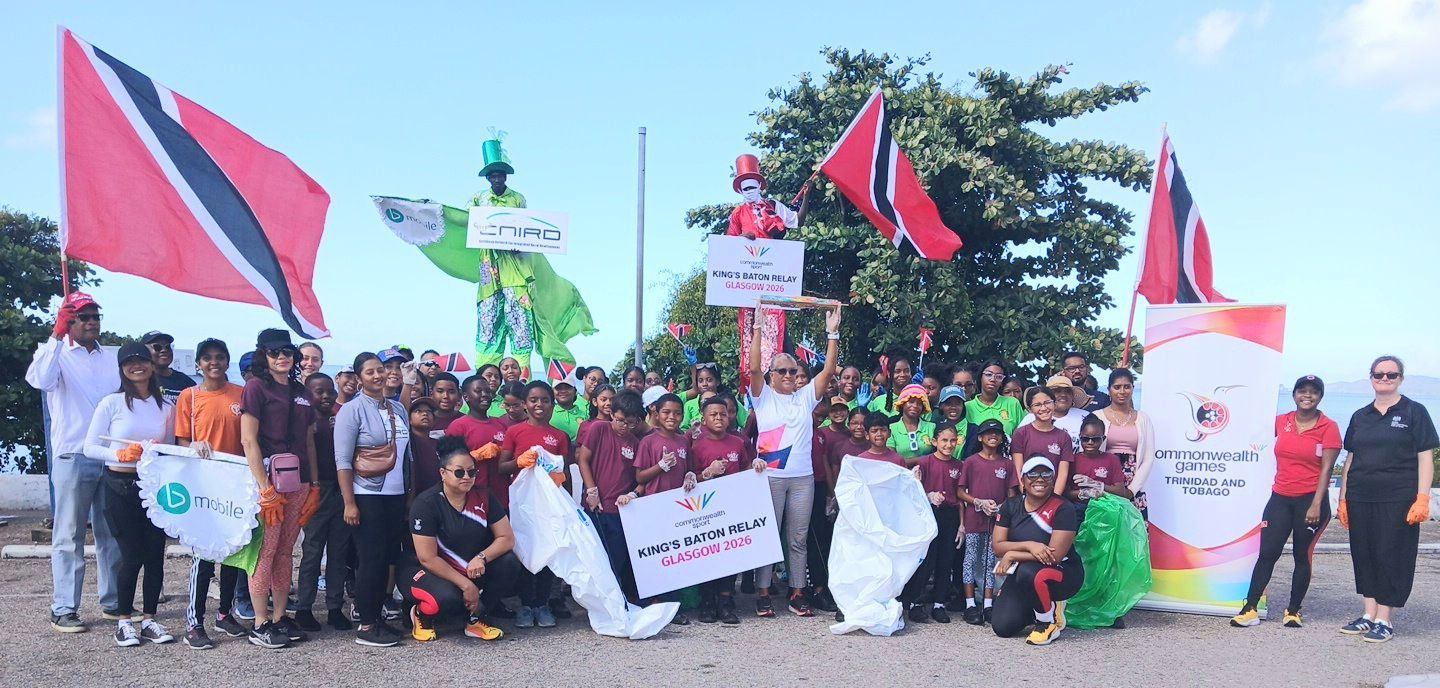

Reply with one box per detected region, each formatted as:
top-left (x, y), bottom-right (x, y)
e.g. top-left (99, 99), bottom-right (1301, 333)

top-left (635, 127), bottom-right (647, 369)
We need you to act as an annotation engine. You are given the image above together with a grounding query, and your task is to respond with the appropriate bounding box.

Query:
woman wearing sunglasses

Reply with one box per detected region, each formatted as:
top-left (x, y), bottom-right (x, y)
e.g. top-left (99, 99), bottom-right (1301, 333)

top-left (401, 437), bottom-right (518, 643)
top-left (747, 302), bottom-right (842, 617)
top-left (990, 457), bottom-right (1084, 646)
top-left (1336, 356), bottom-right (1438, 643)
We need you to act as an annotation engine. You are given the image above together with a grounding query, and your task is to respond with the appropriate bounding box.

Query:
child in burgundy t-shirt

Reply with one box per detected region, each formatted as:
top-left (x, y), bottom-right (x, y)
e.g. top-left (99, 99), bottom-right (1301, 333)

top-left (957, 419), bottom-right (1018, 624)
top-left (902, 424), bottom-right (965, 622)
top-left (855, 411), bottom-right (907, 468)
top-left (689, 397), bottom-right (760, 624)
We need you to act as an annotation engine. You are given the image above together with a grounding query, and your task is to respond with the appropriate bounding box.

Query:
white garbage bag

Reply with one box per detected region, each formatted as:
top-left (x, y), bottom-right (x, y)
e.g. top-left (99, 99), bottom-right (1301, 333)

top-left (508, 449), bottom-right (676, 639)
top-left (828, 457), bottom-right (938, 636)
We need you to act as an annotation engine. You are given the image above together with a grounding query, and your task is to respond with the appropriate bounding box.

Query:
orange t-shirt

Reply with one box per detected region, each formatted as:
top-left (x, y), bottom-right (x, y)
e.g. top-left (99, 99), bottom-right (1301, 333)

top-left (175, 383), bottom-right (245, 455)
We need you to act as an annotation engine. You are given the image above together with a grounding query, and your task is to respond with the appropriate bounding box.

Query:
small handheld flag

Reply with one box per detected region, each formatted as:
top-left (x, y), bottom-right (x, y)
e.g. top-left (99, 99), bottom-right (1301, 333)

top-left (917, 327), bottom-right (934, 354)
top-left (438, 352), bottom-right (472, 373)
top-left (546, 358), bottom-right (576, 381)
top-left (667, 323), bottom-right (692, 343)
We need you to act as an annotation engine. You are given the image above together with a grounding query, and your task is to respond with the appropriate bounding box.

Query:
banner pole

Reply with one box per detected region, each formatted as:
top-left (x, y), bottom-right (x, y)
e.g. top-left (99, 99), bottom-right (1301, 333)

top-left (1121, 289), bottom-right (1140, 369)
top-left (635, 126), bottom-right (647, 370)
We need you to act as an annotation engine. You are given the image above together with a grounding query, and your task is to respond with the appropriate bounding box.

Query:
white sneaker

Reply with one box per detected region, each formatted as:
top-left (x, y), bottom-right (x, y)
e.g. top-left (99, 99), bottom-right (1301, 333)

top-left (114, 623), bottom-right (141, 647)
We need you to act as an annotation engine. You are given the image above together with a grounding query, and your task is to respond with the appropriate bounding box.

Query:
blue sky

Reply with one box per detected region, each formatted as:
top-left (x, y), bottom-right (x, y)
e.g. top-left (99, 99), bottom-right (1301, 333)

top-left (4, 1), bottom-right (1437, 385)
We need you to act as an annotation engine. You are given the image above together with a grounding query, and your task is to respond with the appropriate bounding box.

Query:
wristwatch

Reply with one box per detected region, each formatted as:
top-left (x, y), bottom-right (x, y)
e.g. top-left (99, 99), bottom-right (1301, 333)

top-left (476, 552), bottom-right (488, 563)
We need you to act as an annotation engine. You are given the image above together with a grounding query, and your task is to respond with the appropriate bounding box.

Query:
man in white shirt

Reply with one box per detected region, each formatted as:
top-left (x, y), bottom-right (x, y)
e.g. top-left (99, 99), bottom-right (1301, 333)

top-left (25, 292), bottom-right (121, 633)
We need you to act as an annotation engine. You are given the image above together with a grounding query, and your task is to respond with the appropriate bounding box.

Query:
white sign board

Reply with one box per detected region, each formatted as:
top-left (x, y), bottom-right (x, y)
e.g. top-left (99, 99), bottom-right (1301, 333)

top-left (136, 444), bottom-right (259, 562)
top-left (620, 470), bottom-right (783, 598)
top-left (704, 235), bottom-right (805, 307)
top-left (466, 206), bottom-right (570, 254)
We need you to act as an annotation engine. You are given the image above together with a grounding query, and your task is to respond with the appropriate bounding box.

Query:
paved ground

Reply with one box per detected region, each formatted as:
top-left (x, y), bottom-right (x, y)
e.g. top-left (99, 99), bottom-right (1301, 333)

top-left (1, 513), bottom-right (1438, 687)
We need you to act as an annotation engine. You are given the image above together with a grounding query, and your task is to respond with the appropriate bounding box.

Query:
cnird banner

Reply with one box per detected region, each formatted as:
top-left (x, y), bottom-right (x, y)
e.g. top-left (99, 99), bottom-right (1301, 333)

top-left (137, 444), bottom-right (260, 562)
top-left (1137, 304), bottom-right (1286, 616)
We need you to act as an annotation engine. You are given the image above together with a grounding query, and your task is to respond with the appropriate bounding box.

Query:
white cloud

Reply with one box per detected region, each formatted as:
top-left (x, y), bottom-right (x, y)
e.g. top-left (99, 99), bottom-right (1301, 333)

top-left (2, 107), bottom-right (57, 150)
top-left (1323, 0), bottom-right (1440, 112)
top-left (1176, 5), bottom-right (1272, 63)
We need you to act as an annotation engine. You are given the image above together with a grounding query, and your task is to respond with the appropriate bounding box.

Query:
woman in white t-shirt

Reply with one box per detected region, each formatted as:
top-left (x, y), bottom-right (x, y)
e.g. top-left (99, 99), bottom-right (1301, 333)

top-left (747, 303), bottom-right (842, 618)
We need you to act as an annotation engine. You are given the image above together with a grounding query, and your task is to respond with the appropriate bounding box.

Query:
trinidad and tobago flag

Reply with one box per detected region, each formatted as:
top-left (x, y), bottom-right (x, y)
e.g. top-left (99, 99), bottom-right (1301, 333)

top-left (1135, 132), bottom-right (1230, 305)
top-left (820, 88), bottom-right (962, 262)
top-left (547, 358), bottom-right (576, 381)
top-left (666, 323), bottom-right (692, 343)
top-left (917, 327), bottom-right (934, 354)
top-left (437, 352), bottom-right (472, 373)
top-left (58, 28), bottom-right (330, 337)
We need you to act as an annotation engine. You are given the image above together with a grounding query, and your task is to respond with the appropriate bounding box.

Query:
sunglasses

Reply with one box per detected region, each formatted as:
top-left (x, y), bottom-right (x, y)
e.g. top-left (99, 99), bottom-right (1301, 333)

top-left (1023, 471), bottom-right (1055, 480)
top-left (446, 467), bottom-right (479, 479)
top-left (74, 313), bottom-right (102, 322)
top-left (1079, 434), bottom-right (1104, 442)
top-left (266, 348), bottom-right (298, 358)
top-left (147, 342), bottom-right (172, 351)
top-left (771, 367), bottom-right (800, 376)
top-left (1371, 372), bottom-right (1401, 381)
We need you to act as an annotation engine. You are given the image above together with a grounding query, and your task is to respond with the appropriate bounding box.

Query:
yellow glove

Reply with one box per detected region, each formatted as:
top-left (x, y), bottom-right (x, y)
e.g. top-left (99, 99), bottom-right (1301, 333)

top-left (1406, 492), bottom-right (1430, 525)
top-left (117, 443), bottom-right (144, 463)
top-left (471, 443), bottom-right (500, 462)
top-left (259, 486), bottom-right (287, 527)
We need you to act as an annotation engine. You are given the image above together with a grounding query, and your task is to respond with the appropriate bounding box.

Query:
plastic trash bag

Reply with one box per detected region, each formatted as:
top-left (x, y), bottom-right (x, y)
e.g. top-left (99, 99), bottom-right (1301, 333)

top-left (828, 457), bottom-right (938, 636)
top-left (509, 455), bottom-right (676, 639)
top-left (1067, 493), bottom-right (1152, 629)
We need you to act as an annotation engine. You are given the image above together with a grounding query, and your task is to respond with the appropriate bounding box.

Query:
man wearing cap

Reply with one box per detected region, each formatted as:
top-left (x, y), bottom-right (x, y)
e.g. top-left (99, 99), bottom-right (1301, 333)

top-left (141, 331), bottom-right (196, 405)
top-left (25, 292), bottom-right (122, 632)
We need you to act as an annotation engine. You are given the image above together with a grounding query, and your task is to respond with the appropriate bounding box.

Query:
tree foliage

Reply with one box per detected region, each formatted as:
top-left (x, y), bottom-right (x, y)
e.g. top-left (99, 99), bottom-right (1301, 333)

top-left (625, 49), bottom-right (1152, 384)
top-left (1, 209), bottom-right (133, 474)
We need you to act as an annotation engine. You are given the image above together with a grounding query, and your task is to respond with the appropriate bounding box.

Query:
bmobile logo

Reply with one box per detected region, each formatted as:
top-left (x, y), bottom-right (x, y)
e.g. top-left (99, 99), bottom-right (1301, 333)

top-left (158, 483), bottom-right (191, 515)
top-left (1178, 385), bottom-right (1243, 442)
top-left (676, 492), bottom-right (716, 512)
top-left (743, 245), bottom-right (770, 258)
top-left (384, 208), bottom-right (404, 223)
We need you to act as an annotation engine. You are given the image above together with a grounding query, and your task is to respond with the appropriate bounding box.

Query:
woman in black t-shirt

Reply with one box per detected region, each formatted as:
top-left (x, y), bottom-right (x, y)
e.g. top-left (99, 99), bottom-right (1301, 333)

top-left (1337, 356), bottom-right (1438, 643)
top-left (400, 437), bottom-right (521, 643)
top-left (990, 456), bottom-right (1084, 646)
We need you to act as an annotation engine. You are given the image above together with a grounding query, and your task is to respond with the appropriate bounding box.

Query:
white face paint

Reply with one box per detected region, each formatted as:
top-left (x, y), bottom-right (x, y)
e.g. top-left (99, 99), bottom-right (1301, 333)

top-left (740, 181), bottom-right (763, 203)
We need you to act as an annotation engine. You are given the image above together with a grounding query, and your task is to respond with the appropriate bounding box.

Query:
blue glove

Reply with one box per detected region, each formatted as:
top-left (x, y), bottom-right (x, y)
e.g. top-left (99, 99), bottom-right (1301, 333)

top-left (857, 383), bottom-right (872, 408)
top-left (683, 346), bottom-right (698, 365)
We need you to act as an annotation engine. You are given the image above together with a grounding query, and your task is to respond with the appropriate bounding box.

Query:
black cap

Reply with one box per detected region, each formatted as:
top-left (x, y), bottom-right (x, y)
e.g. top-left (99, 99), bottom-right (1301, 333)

top-left (1294, 375), bottom-right (1325, 396)
top-left (196, 338), bottom-right (229, 358)
top-left (140, 330), bottom-right (174, 345)
top-left (976, 418), bottom-right (1006, 436)
top-left (117, 342), bottom-right (152, 364)
top-left (256, 328), bottom-right (293, 350)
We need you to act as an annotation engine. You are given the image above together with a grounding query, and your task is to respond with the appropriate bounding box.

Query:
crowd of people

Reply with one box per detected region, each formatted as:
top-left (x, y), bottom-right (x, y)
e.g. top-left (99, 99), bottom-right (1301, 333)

top-left (24, 292), bottom-right (1437, 650)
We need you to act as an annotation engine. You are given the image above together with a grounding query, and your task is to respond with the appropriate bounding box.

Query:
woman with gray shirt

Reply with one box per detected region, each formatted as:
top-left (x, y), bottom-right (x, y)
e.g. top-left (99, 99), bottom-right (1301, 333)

top-left (336, 352), bottom-right (412, 647)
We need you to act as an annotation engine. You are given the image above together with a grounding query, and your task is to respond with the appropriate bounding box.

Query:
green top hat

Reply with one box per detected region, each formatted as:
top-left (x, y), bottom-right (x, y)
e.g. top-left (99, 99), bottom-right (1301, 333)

top-left (479, 139), bottom-right (515, 176)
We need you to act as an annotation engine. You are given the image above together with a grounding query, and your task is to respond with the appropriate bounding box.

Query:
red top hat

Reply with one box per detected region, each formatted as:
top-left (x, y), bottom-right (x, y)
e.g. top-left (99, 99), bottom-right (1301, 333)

top-left (732, 154), bottom-right (768, 193)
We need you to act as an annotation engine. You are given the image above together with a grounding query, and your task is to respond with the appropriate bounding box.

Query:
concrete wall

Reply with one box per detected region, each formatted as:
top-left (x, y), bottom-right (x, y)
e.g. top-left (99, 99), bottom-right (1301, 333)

top-left (0, 474), bottom-right (49, 511)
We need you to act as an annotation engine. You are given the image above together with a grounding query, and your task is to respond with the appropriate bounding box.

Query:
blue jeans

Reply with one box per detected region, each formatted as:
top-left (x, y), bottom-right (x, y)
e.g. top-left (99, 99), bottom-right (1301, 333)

top-left (49, 454), bottom-right (120, 615)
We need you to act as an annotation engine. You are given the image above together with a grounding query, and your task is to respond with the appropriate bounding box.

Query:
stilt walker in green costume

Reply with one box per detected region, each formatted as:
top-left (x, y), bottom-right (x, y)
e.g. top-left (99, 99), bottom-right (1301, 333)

top-left (370, 136), bottom-right (596, 379)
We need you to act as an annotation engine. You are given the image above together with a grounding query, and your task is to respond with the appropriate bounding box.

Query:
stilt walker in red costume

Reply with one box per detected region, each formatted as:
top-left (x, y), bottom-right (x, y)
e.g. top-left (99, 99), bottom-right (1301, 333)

top-left (728, 155), bottom-right (810, 388)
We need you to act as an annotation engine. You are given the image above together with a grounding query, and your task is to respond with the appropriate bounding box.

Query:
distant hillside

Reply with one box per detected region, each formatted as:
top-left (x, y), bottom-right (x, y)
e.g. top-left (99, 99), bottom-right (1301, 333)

top-left (1308, 375), bottom-right (1440, 396)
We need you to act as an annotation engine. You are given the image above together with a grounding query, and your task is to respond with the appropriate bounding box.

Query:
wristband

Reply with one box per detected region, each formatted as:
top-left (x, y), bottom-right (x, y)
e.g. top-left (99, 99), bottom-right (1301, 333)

top-left (826, 332), bottom-right (840, 340)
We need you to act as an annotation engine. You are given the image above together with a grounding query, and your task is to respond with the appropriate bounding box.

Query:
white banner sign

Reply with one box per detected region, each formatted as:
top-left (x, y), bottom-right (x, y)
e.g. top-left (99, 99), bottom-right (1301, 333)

top-left (467, 206), bottom-right (570, 254)
top-left (704, 235), bottom-right (805, 307)
top-left (620, 470), bottom-right (783, 598)
top-left (136, 444), bottom-right (259, 562)
top-left (1137, 304), bottom-right (1286, 616)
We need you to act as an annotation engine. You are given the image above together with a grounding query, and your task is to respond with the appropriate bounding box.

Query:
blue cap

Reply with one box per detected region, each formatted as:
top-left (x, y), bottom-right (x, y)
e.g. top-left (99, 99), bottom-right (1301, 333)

top-left (939, 385), bottom-right (967, 404)
top-left (378, 346), bottom-right (406, 364)
top-left (239, 351), bottom-right (255, 371)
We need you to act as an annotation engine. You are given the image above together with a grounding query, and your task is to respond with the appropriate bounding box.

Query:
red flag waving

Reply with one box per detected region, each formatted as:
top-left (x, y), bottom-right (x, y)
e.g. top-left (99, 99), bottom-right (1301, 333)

top-left (667, 323), bottom-right (692, 343)
top-left (820, 88), bottom-right (962, 261)
top-left (438, 352), bottom-right (472, 374)
top-left (59, 28), bottom-right (330, 337)
top-left (547, 358), bottom-right (576, 381)
top-left (917, 327), bottom-right (934, 354)
top-left (1135, 133), bottom-right (1230, 304)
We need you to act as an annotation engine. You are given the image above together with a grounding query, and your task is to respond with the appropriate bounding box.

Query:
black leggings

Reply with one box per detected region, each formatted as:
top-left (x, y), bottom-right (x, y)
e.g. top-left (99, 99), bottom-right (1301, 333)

top-left (398, 553), bottom-right (522, 624)
top-left (806, 483), bottom-right (833, 590)
top-left (103, 469), bottom-right (166, 617)
top-left (991, 559), bottom-right (1084, 638)
top-left (1244, 491), bottom-right (1330, 612)
top-left (353, 494), bottom-right (407, 625)
top-left (901, 506), bottom-right (960, 604)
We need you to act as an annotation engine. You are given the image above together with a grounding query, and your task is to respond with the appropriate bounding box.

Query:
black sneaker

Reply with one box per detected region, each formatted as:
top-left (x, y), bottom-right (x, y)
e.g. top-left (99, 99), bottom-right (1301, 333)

top-left (983, 607), bottom-right (993, 625)
top-left (755, 596), bottom-right (775, 618)
top-left (294, 610), bottom-right (322, 633)
top-left (963, 606), bottom-right (983, 625)
top-left (931, 605), bottom-right (951, 624)
top-left (908, 603), bottom-right (930, 623)
top-left (114, 623), bottom-right (140, 647)
top-left (100, 608), bottom-right (122, 621)
top-left (248, 621), bottom-right (288, 649)
top-left (697, 605), bottom-right (718, 624)
top-left (811, 588), bottom-right (839, 613)
top-left (382, 599), bottom-right (402, 621)
top-left (788, 593), bottom-right (814, 617)
top-left (274, 616), bottom-right (308, 642)
top-left (185, 626), bottom-right (214, 650)
top-left (377, 620), bottom-right (405, 640)
top-left (50, 613), bottom-right (86, 633)
top-left (670, 610), bottom-right (690, 626)
top-left (327, 609), bottom-right (352, 631)
top-left (214, 614), bottom-right (247, 637)
top-left (348, 604), bottom-right (361, 623)
top-left (355, 624), bottom-right (399, 648)
top-left (139, 620), bottom-right (174, 644)
top-left (718, 600), bottom-right (740, 625)
top-left (835, 610), bottom-right (845, 623)
top-left (490, 603), bottom-right (517, 619)
top-left (549, 597), bottom-right (573, 619)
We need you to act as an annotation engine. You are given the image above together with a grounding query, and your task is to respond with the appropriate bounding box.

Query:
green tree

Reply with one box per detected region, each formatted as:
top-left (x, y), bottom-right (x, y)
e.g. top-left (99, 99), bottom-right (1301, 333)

top-left (625, 49), bottom-right (1150, 383)
top-left (1, 209), bottom-right (133, 474)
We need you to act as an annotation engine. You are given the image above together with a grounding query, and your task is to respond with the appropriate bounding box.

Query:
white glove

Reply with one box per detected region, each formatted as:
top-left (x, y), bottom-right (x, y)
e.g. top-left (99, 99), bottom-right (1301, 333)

top-left (401, 360), bottom-right (419, 385)
top-left (584, 487), bottom-right (600, 510)
top-left (189, 440), bottom-right (213, 460)
top-left (1080, 485), bottom-right (1104, 500)
top-left (682, 472), bottom-right (698, 492)
top-left (825, 495), bottom-right (838, 518)
top-left (975, 499), bottom-right (998, 516)
top-left (927, 491), bottom-right (944, 506)
top-left (911, 466), bottom-right (923, 482)
top-left (705, 459), bottom-right (727, 479)
top-left (659, 450), bottom-right (678, 472)
top-left (616, 491), bottom-right (638, 507)
top-left (752, 458), bottom-right (767, 473)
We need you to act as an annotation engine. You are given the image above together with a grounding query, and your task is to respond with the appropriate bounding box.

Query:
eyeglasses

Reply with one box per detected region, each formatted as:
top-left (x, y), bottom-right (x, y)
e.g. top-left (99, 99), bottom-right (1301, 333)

top-left (981, 371), bottom-right (1004, 379)
top-left (74, 313), bottom-right (102, 322)
top-left (771, 367), bottom-right (799, 376)
top-left (1371, 372), bottom-right (1401, 381)
top-left (1079, 434), bottom-right (1105, 443)
top-left (446, 467), bottom-right (479, 479)
top-left (1031, 399), bottom-right (1055, 409)
top-left (1063, 364), bottom-right (1088, 372)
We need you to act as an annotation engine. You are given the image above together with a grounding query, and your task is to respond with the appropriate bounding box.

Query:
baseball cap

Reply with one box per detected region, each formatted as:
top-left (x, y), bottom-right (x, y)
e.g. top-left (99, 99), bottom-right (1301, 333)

top-left (1294, 375), bottom-right (1325, 396)
top-left (976, 419), bottom-right (1006, 436)
top-left (938, 385), bottom-right (967, 404)
top-left (141, 330), bottom-right (174, 345)
top-left (256, 328), bottom-right (293, 350)
top-left (195, 338), bottom-right (229, 358)
top-left (117, 342), bottom-right (152, 364)
top-left (62, 291), bottom-right (100, 311)
top-left (1021, 456), bottom-right (1056, 475)
top-left (239, 352), bottom-right (255, 371)
top-left (408, 396), bottom-right (439, 412)
top-left (378, 346), bottom-right (406, 364)
top-left (828, 395), bottom-right (851, 409)
top-left (1044, 375), bottom-right (1073, 389)
top-left (642, 385), bottom-right (667, 408)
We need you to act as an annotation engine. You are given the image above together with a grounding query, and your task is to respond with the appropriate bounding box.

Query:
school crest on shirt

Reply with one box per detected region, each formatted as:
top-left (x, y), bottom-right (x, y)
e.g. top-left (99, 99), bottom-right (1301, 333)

top-left (1095, 467), bottom-right (1109, 479)
top-left (1047, 442), bottom-right (1060, 455)
top-left (948, 468), bottom-right (960, 480)
top-left (726, 451), bottom-right (740, 463)
top-left (1392, 416), bottom-right (1409, 429)
top-left (229, 403), bottom-right (242, 416)
top-left (621, 446), bottom-right (635, 460)
top-left (543, 434), bottom-right (560, 448)
top-left (994, 467), bottom-right (1008, 479)
top-left (493, 431), bottom-right (505, 442)
top-left (677, 448), bottom-right (688, 459)
top-left (1000, 410), bottom-right (1011, 421)
top-left (293, 396), bottom-right (311, 407)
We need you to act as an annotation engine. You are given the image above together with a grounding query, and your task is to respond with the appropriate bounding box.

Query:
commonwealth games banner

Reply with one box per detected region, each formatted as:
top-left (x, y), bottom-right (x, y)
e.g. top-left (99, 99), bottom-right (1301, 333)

top-left (137, 444), bottom-right (260, 562)
top-left (1137, 304), bottom-right (1286, 616)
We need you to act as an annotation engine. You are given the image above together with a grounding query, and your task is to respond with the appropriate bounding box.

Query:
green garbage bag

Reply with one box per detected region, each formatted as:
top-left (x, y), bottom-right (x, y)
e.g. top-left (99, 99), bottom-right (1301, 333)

top-left (1067, 493), bottom-right (1151, 629)
top-left (220, 519), bottom-right (265, 575)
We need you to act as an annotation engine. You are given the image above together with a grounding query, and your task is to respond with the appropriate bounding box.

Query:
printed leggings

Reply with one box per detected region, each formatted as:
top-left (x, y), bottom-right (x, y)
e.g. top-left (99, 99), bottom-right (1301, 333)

top-left (991, 559), bottom-right (1085, 638)
top-left (248, 485), bottom-right (308, 621)
top-left (962, 532), bottom-right (997, 593)
top-left (102, 469), bottom-right (166, 617)
top-left (1243, 491), bottom-right (1330, 612)
top-left (476, 286), bottom-right (534, 367)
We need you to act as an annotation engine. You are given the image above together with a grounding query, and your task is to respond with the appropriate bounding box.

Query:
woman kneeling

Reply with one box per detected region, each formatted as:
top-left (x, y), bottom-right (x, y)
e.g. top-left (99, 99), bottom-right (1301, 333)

top-left (990, 457), bottom-right (1085, 646)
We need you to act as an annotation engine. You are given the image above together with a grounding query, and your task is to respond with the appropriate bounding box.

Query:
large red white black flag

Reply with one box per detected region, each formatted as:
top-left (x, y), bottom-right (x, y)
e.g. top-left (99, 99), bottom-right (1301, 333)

top-left (59, 28), bottom-right (330, 337)
top-left (1135, 133), bottom-right (1230, 305)
top-left (819, 88), bottom-right (962, 261)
